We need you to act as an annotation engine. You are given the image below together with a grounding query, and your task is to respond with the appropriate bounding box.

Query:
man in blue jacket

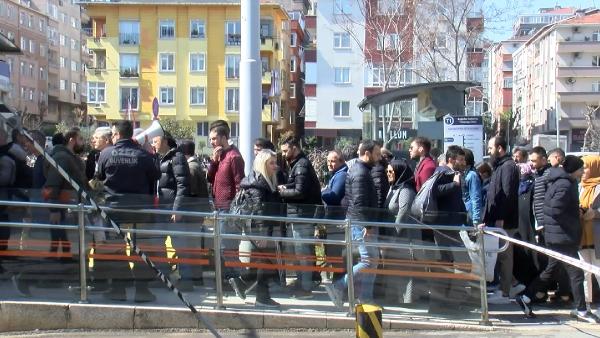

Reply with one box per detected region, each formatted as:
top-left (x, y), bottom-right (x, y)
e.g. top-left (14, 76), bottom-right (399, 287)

top-left (322, 149), bottom-right (348, 206)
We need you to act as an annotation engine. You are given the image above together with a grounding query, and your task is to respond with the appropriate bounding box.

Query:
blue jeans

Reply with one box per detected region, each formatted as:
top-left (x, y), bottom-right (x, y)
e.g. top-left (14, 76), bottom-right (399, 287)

top-left (291, 223), bottom-right (314, 291)
top-left (335, 225), bottom-right (378, 301)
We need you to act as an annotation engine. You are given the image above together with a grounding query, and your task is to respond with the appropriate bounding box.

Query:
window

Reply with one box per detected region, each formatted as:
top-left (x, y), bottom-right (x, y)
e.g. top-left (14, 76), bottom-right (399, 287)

top-left (29, 64), bottom-right (33, 77)
top-left (88, 82), bottom-right (106, 103)
top-left (39, 67), bottom-right (44, 79)
top-left (159, 20), bottom-right (175, 39)
top-left (29, 40), bottom-right (34, 53)
top-left (290, 83), bottom-right (296, 99)
top-left (60, 56), bottom-right (66, 68)
top-left (39, 43), bottom-right (45, 57)
top-left (120, 87), bottom-right (139, 110)
top-left (71, 60), bottom-right (77, 72)
top-left (197, 122), bottom-right (209, 136)
top-left (334, 67), bottom-right (350, 83)
top-left (333, 0), bottom-right (351, 14)
top-left (120, 54), bottom-right (139, 77)
top-left (190, 53), bottom-right (205, 72)
top-left (48, 4), bottom-right (57, 19)
top-left (119, 21), bottom-right (139, 45)
top-left (71, 82), bottom-right (78, 94)
top-left (226, 54), bottom-right (240, 79)
top-left (70, 39), bottom-right (78, 50)
top-left (20, 37), bottom-right (25, 50)
top-left (290, 56), bottom-right (296, 72)
top-left (593, 81), bottom-right (600, 92)
top-left (159, 53), bottom-right (175, 71)
top-left (39, 18), bottom-right (44, 32)
top-left (231, 122), bottom-right (239, 138)
top-left (333, 32), bottom-right (350, 48)
top-left (226, 87), bottom-right (240, 112)
top-left (20, 61), bottom-right (25, 75)
top-left (159, 87), bottom-right (174, 104)
top-left (59, 34), bottom-right (65, 46)
top-left (378, 0), bottom-right (400, 14)
top-left (377, 34), bottom-right (400, 50)
top-left (503, 77), bottom-right (513, 88)
top-left (225, 21), bottom-right (241, 45)
top-left (333, 101), bottom-right (350, 117)
top-left (29, 89), bottom-right (33, 101)
top-left (60, 12), bottom-right (66, 23)
top-left (190, 20), bottom-right (205, 38)
top-left (593, 55), bottom-right (600, 67)
top-left (19, 12), bottom-right (25, 25)
top-left (71, 17), bottom-right (77, 29)
top-left (60, 79), bottom-right (67, 90)
top-left (593, 30), bottom-right (600, 42)
top-left (290, 32), bottom-right (297, 47)
top-left (190, 87), bottom-right (205, 105)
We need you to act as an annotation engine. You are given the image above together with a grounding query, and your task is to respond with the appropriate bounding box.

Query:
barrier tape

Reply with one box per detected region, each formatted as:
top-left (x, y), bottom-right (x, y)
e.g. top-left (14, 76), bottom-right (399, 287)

top-left (0, 116), bottom-right (221, 337)
top-left (484, 230), bottom-right (600, 276)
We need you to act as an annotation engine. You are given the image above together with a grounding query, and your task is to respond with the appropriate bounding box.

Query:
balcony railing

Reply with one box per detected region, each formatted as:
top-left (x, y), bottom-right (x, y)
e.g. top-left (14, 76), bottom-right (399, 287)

top-left (225, 34), bottom-right (241, 46)
top-left (119, 33), bottom-right (139, 46)
top-left (119, 68), bottom-right (139, 78)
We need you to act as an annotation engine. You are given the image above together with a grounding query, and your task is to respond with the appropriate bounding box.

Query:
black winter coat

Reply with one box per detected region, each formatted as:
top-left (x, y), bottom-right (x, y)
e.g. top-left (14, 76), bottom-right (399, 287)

top-left (158, 147), bottom-right (191, 211)
top-left (532, 164), bottom-right (551, 229)
top-left (371, 160), bottom-right (390, 209)
top-left (345, 160), bottom-right (378, 224)
top-left (434, 166), bottom-right (467, 225)
top-left (280, 153), bottom-right (322, 217)
top-left (543, 167), bottom-right (582, 247)
top-left (240, 171), bottom-right (283, 233)
top-left (483, 154), bottom-right (520, 229)
top-left (96, 139), bottom-right (160, 205)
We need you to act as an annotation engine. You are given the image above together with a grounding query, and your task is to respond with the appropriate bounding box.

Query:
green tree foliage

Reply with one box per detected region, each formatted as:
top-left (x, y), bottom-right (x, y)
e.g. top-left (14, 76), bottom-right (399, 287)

top-left (160, 118), bottom-right (195, 140)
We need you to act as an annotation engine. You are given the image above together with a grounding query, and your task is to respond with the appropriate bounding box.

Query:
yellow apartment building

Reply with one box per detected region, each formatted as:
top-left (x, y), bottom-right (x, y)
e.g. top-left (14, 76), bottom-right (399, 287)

top-left (80, 0), bottom-right (290, 145)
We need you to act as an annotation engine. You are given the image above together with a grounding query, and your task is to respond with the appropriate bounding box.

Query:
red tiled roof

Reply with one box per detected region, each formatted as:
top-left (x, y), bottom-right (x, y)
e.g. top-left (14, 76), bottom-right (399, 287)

top-left (562, 12), bottom-right (600, 24)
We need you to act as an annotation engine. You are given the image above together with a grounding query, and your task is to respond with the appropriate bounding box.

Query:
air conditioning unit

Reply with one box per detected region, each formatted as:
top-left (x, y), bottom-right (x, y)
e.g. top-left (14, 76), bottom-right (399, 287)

top-left (573, 52), bottom-right (581, 58)
top-left (566, 77), bottom-right (576, 85)
top-left (573, 27), bottom-right (580, 33)
top-left (565, 37), bottom-right (571, 41)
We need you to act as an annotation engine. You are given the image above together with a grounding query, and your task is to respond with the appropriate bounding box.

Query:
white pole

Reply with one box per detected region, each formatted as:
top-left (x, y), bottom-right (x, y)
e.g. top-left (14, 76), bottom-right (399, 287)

top-left (240, 0), bottom-right (261, 175)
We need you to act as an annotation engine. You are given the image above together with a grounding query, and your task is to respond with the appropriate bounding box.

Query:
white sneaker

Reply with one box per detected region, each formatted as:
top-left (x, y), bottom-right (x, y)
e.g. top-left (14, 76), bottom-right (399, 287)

top-left (487, 290), bottom-right (510, 305)
top-left (509, 283), bottom-right (526, 299)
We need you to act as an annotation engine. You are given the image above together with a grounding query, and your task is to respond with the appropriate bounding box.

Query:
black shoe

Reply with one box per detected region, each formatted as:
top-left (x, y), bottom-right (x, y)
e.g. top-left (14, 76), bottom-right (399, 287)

top-left (571, 310), bottom-right (600, 323)
top-left (516, 295), bottom-right (535, 318)
top-left (228, 277), bottom-right (247, 300)
top-left (134, 287), bottom-right (156, 303)
top-left (292, 289), bottom-right (313, 299)
top-left (255, 297), bottom-right (280, 309)
top-left (12, 275), bottom-right (31, 297)
top-left (104, 287), bottom-right (127, 301)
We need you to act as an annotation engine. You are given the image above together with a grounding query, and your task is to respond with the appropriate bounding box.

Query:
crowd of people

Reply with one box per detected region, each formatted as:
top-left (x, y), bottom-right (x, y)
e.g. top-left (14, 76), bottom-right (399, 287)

top-left (0, 119), bottom-right (599, 322)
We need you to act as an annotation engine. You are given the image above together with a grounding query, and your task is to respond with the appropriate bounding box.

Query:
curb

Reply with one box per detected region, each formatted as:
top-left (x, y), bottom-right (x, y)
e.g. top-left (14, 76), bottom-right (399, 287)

top-left (0, 301), bottom-right (506, 333)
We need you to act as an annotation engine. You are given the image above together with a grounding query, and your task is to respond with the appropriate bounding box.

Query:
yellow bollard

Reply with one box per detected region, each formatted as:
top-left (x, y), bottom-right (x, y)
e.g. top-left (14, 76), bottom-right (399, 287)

top-left (355, 304), bottom-right (383, 338)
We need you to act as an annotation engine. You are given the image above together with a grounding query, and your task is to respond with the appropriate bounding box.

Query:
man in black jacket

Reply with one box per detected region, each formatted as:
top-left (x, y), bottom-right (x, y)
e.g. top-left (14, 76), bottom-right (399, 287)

top-left (152, 132), bottom-right (194, 291)
top-left (325, 139), bottom-right (381, 308)
top-left (517, 156), bottom-right (599, 323)
top-left (96, 120), bottom-right (160, 302)
top-left (484, 136), bottom-right (521, 304)
top-left (278, 136), bottom-right (322, 298)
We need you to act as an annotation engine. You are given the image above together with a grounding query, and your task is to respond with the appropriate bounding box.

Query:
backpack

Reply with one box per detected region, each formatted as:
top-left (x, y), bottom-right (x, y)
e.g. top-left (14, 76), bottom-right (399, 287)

top-left (410, 171), bottom-right (444, 223)
top-left (0, 145), bottom-right (32, 189)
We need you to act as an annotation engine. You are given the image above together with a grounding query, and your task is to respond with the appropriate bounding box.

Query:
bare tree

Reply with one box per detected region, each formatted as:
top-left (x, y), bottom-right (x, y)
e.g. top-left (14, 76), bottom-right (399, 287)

top-left (583, 104), bottom-right (600, 152)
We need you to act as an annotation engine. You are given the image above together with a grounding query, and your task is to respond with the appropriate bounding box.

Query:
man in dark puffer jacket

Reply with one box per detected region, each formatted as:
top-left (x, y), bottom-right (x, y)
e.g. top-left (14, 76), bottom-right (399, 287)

top-left (516, 156), bottom-right (599, 323)
top-left (278, 136), bottom-right (322, 298)
top-left (152, 132), bottom-right (193, 291)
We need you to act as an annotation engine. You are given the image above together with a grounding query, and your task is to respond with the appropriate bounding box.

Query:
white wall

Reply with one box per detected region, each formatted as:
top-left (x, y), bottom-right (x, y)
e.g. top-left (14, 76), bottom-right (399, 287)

top-left (315, 0), bottom-right (365, 130)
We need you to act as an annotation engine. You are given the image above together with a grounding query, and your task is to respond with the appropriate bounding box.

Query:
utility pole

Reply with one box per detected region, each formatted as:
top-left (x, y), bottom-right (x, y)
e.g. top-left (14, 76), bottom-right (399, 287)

top-left (240, 0), bottom-right (261, 175)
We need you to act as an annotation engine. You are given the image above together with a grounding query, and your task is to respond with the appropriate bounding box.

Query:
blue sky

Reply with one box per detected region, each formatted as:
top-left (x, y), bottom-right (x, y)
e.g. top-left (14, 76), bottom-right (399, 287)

top-left (485, 0), bottom-right (599, 42)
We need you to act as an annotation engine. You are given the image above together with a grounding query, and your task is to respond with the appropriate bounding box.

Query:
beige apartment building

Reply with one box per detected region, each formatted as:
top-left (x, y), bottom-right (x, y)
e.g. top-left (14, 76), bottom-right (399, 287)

top-left (0, 0), bottom-right (86, 127)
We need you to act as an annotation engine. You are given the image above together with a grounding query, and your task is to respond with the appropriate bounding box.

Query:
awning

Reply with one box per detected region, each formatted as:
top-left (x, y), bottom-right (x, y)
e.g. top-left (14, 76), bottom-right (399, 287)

top-left (0, 33), bottom-right (21, 54)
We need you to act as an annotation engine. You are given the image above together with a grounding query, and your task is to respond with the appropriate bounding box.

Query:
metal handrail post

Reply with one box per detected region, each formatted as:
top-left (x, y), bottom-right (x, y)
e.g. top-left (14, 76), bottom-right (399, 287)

top-left (478, 226), bottom-right (491, 326)
top-left (213, 211), bottom-right (224, 309)
top-left (345, 218), bottom-right (355, 316)
top-left (77, 203), bottom-right (88, 303)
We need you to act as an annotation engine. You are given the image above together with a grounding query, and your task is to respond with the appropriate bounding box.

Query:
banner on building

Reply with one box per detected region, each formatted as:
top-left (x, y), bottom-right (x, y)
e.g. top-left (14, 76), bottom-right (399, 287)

top-left (443, 115), bottom-right (484, 163)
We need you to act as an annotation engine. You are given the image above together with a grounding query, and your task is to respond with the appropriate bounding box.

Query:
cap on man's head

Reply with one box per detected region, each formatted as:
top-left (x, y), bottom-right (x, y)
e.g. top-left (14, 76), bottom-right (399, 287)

top-left (563, 155), bottom-right (584, 174)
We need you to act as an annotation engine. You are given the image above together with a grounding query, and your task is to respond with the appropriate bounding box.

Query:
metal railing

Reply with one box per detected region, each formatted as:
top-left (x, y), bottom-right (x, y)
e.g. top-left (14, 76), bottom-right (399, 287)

top-left (0, 199), bottom-right (509, 324)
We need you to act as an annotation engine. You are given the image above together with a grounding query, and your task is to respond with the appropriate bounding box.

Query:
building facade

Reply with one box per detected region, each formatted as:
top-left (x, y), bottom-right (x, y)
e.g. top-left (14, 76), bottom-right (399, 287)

top-left (513, 10), bottom-right (600, 151)
top-left (80, 0), bottom-right (290, 147)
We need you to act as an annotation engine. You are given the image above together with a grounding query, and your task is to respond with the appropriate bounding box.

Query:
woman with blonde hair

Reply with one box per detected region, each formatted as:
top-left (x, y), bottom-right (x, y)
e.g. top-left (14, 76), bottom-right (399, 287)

top-left (579, 155), bottom-right (600, 311)
top-left (233, 149), bottom-right (282, 308)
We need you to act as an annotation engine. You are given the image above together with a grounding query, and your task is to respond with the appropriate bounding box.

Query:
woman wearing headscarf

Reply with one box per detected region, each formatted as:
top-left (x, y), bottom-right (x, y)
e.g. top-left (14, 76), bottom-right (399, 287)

top-left (579, 155), bottom-right (600, 309)
top-left (382, 159), bottom-right (418, 303)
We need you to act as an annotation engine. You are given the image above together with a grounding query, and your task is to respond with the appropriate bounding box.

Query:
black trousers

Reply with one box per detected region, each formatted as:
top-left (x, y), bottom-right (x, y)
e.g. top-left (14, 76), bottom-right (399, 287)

top-left (525, 244), bottom-right (586, 311)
